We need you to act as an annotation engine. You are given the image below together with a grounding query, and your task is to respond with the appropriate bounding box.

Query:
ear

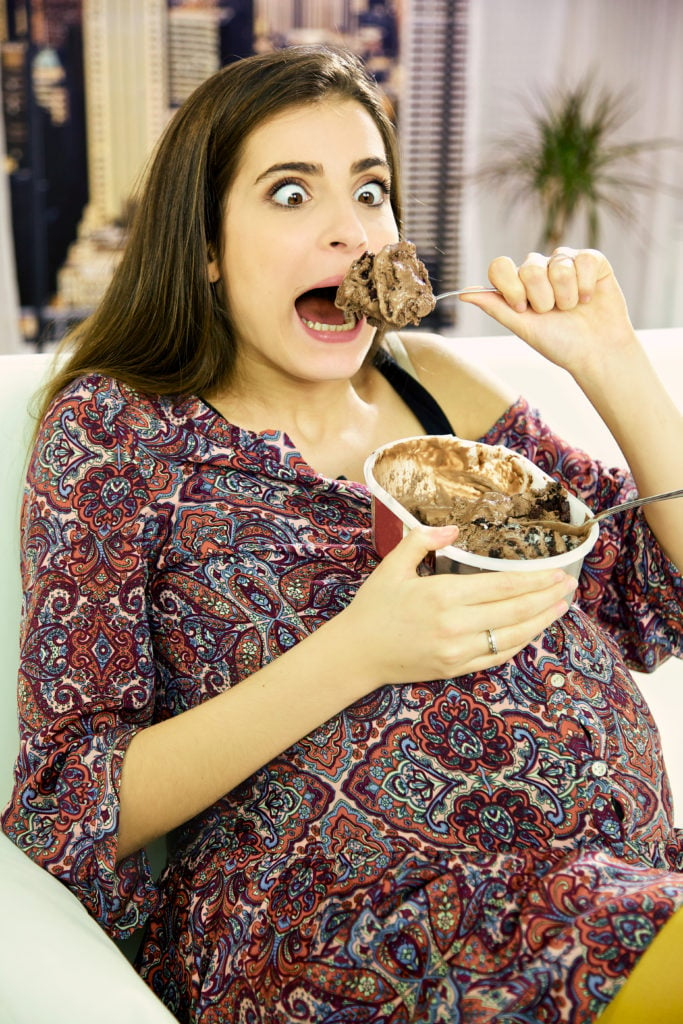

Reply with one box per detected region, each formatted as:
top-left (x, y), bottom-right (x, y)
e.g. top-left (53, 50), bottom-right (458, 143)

top-left (207, 245), bottom-right (221, 284)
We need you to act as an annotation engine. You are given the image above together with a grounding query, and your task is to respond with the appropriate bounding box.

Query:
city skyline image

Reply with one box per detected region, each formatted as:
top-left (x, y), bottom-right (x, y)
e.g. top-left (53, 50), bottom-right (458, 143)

top-left (1, 0), bottom-right (468, 346)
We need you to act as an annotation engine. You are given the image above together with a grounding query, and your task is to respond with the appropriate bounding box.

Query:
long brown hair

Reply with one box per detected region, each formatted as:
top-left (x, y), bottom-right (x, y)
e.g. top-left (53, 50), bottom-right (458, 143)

top-left (36, 46), bottom-right (403, 424)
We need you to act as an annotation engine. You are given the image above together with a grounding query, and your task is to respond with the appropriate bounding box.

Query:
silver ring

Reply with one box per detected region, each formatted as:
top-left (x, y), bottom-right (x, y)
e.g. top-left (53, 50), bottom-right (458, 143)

top-left (487, 628), bottom-right (498, 655)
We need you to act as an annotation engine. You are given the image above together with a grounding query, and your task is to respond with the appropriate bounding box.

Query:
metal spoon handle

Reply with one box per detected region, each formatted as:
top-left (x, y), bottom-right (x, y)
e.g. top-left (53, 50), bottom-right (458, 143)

top-left (592, 487), bottom-right (683, 522)
top-left (434, 287), bottom-right (501, 301)
top-left (528, 487), bottom-right (683, 536)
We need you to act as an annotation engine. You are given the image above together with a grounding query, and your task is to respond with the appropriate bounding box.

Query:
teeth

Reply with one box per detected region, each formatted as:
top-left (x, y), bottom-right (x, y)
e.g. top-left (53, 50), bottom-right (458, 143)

top-left (301, 313), bottom-right (357, 332)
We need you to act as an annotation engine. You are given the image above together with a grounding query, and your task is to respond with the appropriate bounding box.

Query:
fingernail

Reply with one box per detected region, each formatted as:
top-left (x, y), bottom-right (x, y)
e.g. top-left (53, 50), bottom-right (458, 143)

top-left (553, 571), bottom-right (576, 584)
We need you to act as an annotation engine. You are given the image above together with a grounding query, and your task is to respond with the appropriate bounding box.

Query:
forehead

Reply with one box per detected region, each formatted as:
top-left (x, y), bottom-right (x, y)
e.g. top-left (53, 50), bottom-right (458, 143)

top-left (236, 98), bottom-right (388, 177)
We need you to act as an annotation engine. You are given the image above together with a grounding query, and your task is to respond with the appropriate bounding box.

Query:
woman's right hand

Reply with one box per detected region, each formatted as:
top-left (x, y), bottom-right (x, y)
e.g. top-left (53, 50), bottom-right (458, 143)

top-left (343, 525), bottom-right (578, 685)
top-left (117, 525), bottom-right (576, 858)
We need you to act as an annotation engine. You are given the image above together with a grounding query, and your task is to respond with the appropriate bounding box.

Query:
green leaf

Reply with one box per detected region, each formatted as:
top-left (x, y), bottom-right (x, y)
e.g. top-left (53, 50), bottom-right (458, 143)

top-left (473, 73), bottom-right (683, 248)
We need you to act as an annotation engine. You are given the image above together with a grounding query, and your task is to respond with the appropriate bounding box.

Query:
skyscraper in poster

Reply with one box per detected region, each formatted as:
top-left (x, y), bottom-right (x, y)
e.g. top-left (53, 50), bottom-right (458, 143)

top-left (82, 0), bottom-right (167, 227)
top-left (1, 0), bottom-right (87, 313)
top-left (254, 0), bottom-right (356, 37)
top-left (397, 0), bottom-right (468, 317)
top-left (57, 1), bottom-right (254, 313)
top-left (167, 1), bottom-right (253, 108)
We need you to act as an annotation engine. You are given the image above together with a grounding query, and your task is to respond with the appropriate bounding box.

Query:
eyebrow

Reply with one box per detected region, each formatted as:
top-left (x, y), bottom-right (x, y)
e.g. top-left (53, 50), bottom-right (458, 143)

top-left (254, 157), bottom-right (390, 184)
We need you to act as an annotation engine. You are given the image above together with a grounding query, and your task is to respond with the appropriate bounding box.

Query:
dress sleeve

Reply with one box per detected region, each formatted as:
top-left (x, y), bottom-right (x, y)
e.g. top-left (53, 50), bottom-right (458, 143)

top-left (1, 377), bottom-right (168, 939)
top-left (481, 398), bottom-right (683, 672)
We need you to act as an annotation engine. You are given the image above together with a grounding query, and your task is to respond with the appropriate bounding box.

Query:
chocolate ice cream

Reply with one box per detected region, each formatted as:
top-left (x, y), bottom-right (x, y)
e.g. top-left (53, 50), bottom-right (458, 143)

top-left (369, 436), bottom-right (585, 561)
top-left (335, 241), bottom-right (436, 328)
top-left (411, 481), bottom-right (579, 558)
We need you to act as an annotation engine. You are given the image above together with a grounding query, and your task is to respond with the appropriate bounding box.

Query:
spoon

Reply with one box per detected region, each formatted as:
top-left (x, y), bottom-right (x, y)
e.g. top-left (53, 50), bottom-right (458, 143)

top-left (525, 487), bottom-right (683, 538)
top-left (434, 287), bottom-right (501, 301)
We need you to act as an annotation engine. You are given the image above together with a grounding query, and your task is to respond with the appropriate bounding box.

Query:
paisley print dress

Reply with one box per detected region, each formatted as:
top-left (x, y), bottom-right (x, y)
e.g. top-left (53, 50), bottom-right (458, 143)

top-left (3, 374), bottom-right (683, 1024)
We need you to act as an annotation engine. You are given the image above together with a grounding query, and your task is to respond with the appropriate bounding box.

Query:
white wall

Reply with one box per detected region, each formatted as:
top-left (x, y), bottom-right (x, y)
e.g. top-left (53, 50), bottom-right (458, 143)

top-left (457, 0), bottom-right (683, 337)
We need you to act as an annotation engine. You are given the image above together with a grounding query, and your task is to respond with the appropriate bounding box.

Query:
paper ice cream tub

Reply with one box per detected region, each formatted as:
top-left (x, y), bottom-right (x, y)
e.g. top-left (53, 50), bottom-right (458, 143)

top-left (363, 435), bottom-right (600, 577)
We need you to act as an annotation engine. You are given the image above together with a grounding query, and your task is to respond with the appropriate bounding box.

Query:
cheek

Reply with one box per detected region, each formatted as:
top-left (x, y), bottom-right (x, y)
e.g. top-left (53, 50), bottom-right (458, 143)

top-left (370, 210), bottom-right (400, 249)
top-left (224, 215), bottom-right (284, 285)
top-left (225, 219), bottom-right (301, 303)
top-left (224, 253), bottom-right (282, 327)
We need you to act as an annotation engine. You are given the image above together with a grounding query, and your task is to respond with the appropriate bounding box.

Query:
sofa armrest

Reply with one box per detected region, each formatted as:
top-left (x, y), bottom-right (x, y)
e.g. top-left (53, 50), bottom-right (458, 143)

top-left (0, 833), bottom-right (175, 1023)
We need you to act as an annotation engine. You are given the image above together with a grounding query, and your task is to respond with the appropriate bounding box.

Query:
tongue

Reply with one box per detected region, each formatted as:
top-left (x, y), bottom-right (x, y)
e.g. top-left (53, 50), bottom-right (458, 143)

top-left (296, 290), bottom-right (347, 325)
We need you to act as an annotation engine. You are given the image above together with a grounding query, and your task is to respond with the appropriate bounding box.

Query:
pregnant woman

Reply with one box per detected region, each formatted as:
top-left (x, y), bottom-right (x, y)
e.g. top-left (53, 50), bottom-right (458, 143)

top-left (3, 45), bottom-right (683, 1023)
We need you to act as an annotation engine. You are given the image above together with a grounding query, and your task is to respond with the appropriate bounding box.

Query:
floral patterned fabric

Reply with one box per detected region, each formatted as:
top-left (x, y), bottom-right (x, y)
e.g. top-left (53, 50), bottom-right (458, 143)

top-left (3, 374), bottom-right (683, 1023)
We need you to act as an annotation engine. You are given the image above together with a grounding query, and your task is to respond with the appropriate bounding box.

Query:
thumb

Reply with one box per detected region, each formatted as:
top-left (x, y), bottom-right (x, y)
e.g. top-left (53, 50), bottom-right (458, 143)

top-left (380, 525), bottom-right (460, 578)
top-left (459, 290), bottom-right (524, 334)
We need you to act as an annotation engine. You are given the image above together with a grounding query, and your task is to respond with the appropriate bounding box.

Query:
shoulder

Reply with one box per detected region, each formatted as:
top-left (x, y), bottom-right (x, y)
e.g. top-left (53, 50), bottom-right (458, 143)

top-left (389, 330), bottom-right (519, 440)
top-left (30, 375), bottom-right (216, 512)
top-left (27, 374), bottom-right (221, 529)
top-left (43, 372), bottom-right (153, 423)
top-left (38, 373), bottom-right (210, 454)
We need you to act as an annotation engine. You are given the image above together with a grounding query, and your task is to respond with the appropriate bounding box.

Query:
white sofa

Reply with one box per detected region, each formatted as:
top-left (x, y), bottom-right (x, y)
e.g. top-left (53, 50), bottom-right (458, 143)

top-left (0, 337), bottom-right (681, 1023)
top-left (0, 354), bottom-right (176, 1024)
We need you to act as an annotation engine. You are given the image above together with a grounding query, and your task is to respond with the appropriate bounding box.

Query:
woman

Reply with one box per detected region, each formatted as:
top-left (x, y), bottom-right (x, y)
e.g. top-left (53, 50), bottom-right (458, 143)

top-left (3, 46), bottom-right (683, 1023)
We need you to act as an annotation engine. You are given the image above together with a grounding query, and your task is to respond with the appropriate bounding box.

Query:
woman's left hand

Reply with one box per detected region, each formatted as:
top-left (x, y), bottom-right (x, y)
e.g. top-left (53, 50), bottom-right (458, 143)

top-left (463, 247), bottom-right (683, 573)
top-left (460, 247), bottom-right (637, 382)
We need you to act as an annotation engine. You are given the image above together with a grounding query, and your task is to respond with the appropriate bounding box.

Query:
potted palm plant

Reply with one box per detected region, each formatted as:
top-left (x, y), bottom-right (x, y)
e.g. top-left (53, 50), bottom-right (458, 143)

top-left (475, 76), bottom-right (680, 249)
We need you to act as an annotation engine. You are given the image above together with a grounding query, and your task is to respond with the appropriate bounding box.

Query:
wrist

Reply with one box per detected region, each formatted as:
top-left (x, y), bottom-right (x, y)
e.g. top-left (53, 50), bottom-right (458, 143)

top-left (570, 326), bottom-right (642, 392)
top-left (319, 607), bottom-right (385, 701)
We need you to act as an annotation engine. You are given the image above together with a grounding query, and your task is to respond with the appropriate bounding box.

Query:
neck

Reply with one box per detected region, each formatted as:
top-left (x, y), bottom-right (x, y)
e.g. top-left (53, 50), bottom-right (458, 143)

top-left (204, 362), bottom-right (382, 481)
top-left (206, 355), bottom-right (375, 439)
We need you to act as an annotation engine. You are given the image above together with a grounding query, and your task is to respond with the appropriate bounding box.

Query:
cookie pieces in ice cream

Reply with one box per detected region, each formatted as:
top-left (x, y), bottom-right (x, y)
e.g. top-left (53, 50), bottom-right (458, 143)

top-left (369, 435), bottom-right (585, 562)
top-left (412, 481), bottom-right (579, 558)
top-left (335, 241), bottom-right (436, 329)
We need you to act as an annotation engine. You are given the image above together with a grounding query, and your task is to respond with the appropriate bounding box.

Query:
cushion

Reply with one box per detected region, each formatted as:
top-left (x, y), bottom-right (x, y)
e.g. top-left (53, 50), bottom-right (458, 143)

top-left (0, 833), bottom-right (175, 1023)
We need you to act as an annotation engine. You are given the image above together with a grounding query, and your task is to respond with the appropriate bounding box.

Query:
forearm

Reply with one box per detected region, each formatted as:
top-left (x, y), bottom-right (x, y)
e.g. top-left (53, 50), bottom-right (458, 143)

top-left (117, 612), bottom-right (374, 861)
top-left (117, 525), bottom-right (582, 861)
top-left (472, 251), bottom-right (683, 569)
top-left (574, 333), bottom-right (683, 570)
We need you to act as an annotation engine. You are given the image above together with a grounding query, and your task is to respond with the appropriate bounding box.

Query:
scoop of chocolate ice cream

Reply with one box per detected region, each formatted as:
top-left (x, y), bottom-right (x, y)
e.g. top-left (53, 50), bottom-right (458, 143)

top-left (335, 240), bottom-right (436, 328)
top-left (412, 481), bottom-right (579, 558)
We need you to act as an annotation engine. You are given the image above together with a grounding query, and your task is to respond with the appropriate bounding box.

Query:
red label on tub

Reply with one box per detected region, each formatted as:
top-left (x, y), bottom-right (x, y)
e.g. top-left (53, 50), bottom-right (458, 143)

top-left (372, 494), bottom-right (406, 556)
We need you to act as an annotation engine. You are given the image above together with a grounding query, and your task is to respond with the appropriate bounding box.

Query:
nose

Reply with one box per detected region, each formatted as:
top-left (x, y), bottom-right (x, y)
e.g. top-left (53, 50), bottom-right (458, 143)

top-left (323, 199), bottom-right (369, 252)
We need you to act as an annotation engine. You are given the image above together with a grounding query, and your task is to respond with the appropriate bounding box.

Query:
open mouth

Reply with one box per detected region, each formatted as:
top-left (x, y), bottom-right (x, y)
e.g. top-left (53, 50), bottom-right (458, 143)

top-left (295, 286), bottom-right (358, 333)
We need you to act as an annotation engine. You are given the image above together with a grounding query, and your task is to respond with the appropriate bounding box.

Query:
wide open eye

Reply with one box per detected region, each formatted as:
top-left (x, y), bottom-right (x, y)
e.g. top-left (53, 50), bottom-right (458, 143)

top-left (353, 180), bottom-right (389, 206)
top-left (271, 181), bottom-right (310, 207)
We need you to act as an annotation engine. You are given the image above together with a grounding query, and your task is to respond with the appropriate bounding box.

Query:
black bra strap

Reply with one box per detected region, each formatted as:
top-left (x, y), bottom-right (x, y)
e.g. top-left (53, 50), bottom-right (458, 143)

top-left (373, 348), bottom-right (455, 435)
